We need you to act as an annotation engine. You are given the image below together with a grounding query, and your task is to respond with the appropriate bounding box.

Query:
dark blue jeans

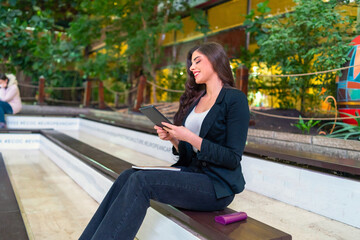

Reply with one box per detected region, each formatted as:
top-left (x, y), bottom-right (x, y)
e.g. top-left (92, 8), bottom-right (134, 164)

top-left (0, 101), bottom-right (13, 123)
top-left (79, 168), bottom-right (234, 240)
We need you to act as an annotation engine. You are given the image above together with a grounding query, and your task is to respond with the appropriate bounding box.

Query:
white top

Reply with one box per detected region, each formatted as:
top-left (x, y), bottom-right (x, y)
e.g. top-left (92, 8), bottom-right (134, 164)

top-left (184, 107), bottom-right (210, 152)
top-left (0, 75), bottom-right (22, 114)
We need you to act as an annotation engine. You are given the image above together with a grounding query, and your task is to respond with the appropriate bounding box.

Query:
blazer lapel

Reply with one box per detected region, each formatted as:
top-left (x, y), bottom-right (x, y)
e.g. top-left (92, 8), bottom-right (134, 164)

top-left (199, 87), bottom-right (226, 138)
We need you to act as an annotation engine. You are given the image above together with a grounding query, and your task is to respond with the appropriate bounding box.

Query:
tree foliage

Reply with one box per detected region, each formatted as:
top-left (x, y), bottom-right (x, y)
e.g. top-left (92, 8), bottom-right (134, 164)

top-left (69, 0), bottom-right (209, 102)
top-left (245, 0), bottom-right (357, 112)
top-left (1, 0), bottom-right (208, 103)
top-left (0, 1), bottom-right (83, 81)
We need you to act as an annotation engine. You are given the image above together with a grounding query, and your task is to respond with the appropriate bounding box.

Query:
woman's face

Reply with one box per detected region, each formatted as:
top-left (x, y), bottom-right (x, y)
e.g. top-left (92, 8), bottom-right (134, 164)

top-left (189, 50), bottom-right (216, 84)
top-left (0, 79), bottom-right (6, 87)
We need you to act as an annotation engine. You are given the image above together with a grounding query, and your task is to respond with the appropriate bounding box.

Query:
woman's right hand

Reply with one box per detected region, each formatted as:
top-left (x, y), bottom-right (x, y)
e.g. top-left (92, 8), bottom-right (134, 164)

top-left (154, 125), bottom-right (174, 141)
top-left (0, 80), bottom-right (6, 88)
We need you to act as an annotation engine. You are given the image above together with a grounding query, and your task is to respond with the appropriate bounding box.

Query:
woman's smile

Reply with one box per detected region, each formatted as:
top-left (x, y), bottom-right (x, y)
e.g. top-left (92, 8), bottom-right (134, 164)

top-left (193, 71), bottom-right (200, 78)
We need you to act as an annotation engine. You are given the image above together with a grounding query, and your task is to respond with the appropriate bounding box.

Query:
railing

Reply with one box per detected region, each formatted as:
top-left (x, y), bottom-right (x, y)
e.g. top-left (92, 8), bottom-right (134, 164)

top-left (17, 66), bottom-right (249, 110)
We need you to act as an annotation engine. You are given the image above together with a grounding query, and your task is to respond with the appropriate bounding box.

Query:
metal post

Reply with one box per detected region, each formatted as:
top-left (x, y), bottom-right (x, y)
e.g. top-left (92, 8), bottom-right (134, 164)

top-left (114, 93), bottom-right (119, 108)
top-left (236, 66), bottom-right (249, 96)
top-left (98, 80), bottom-right (105, 109)
top-left (84, 79), bottom-right (92, 107)
top-left (133, 74), bottom-right (147, 111)
top-left (38, 75), bottom-right (45, 105)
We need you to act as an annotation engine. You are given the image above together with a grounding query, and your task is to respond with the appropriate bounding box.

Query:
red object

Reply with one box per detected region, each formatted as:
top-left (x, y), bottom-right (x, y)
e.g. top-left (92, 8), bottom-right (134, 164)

top-left (339, 109), bottom-right (360, 125)
top-left (350, 35), bottom-right (360, 45)
top-left (347, 81), bottom-right (360, 88)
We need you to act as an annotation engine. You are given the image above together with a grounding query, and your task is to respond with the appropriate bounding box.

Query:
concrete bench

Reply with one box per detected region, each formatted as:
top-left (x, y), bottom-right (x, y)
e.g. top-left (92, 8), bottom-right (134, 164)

top-left (41, 129), bottom-right (292, 240)
top-left (245, 142), bottom-right (360, 177)
top-left (0, 153), bottom-right (29, 240)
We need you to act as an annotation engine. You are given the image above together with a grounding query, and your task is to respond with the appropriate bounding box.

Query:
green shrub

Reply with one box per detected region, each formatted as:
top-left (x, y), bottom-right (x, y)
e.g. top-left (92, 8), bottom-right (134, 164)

top-left (318, 112), bottom-right (360, 140)
top-left (292, 116), bottom-right (320, 134)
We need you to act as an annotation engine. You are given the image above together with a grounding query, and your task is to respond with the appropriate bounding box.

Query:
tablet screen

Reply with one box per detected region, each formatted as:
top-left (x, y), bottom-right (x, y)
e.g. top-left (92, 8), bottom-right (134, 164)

top-left (139, 105), bottom-right (172, 128)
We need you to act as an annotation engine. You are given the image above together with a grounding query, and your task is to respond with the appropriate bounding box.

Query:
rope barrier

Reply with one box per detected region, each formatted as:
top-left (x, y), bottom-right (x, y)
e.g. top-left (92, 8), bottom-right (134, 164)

top-left (146, 80), bottom-right (185, 93)
top-left (18, 83), bottom-right (85, 90)
top-left (255, 64), bottom-right (360, 78)
top-left (21, 97), bottom-right (37, 100)
top-left (44, 86), bottom-right (85, 90)
top-left (103, 84), bottom-right (138, 95)
top-left (45, 98), bottom-right (81, 104)
top-left (250, 109), bottom-right (360, 121)
top-left (18, 83), bottom-right (39, 89)
top-left (18, 63), bottom-right (358, 93)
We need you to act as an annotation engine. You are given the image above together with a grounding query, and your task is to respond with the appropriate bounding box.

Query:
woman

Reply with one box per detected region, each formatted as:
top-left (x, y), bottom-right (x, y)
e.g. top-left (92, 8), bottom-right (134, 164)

top-left (79, 42), bottom-right (249, 240)
top-left (0, 73), bottom-right (22, 128)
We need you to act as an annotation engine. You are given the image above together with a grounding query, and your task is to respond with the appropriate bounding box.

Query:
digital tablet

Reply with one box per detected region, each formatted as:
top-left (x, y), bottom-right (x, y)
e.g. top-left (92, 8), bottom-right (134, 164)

top-left (139, 105), bottom-right (172, 128)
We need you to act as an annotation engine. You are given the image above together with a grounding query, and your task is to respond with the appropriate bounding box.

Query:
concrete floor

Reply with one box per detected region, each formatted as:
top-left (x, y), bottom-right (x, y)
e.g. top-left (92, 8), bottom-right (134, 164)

top-left (3, 150), bottom-right (98, 240)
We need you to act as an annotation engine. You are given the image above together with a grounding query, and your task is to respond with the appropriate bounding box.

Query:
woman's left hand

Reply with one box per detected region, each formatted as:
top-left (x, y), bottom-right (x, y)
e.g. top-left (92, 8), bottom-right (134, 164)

top-left (161, 122), bottom-right (194, 142)
top-left (154, 125), bottom-right (174, 141)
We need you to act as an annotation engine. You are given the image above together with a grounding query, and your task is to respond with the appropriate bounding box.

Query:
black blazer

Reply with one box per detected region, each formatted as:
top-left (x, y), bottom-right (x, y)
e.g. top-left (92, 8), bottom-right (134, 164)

top-left (173, 86), bottom-right (250, 198)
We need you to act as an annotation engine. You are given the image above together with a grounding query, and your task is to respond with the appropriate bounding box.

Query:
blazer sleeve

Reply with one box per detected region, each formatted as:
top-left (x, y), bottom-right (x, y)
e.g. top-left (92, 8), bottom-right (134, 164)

top-left (197, 91), bottom-right (249, 169)
top-left (172, 146), bottom-right (179, 155)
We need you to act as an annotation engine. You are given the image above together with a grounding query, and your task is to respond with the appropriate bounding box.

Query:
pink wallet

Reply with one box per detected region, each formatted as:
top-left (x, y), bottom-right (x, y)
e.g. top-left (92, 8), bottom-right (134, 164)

top-left (215, 212), bottom-right (247, 225)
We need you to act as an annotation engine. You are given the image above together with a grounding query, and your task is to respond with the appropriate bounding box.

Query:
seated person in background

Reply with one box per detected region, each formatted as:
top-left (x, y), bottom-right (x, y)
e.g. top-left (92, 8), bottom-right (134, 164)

top-left (0, 73), bottom-right (22, 128)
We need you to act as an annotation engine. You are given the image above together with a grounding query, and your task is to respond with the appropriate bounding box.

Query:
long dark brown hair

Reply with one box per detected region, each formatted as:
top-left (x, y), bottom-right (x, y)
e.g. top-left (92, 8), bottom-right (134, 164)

top-left (0, 73), bottom-right (9, 88)
top-left (173, 42), bottom-right (235, 125)
top-left (0, 73), bottom-right (8, 81)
